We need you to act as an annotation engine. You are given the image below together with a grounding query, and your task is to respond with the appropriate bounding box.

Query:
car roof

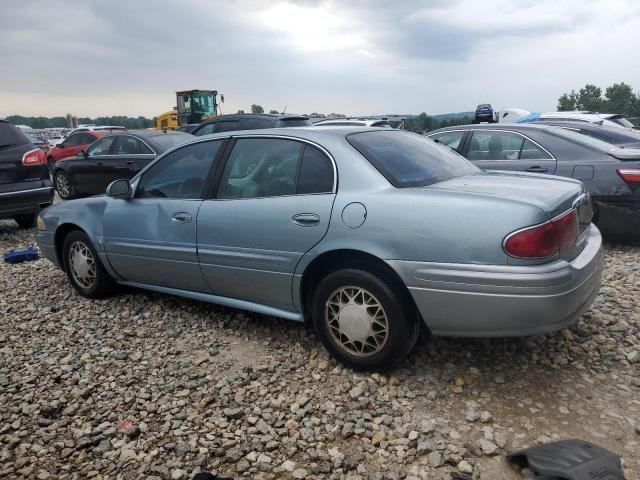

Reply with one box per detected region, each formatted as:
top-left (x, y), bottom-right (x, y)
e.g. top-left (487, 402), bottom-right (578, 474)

top-left (429, 123), bottom-right (554, 134)
top-left (197, 113), bottom-right (309, 125)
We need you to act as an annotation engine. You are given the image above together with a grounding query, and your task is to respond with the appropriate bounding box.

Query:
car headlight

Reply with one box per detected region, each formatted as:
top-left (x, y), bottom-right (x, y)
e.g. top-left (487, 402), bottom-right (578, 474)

top-left (36, 215), bottom-right (47, 231)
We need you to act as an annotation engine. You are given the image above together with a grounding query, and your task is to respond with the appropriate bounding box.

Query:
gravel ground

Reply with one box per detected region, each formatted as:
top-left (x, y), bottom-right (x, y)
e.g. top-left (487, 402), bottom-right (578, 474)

top-left (1, 219), bottom-right (639, 480)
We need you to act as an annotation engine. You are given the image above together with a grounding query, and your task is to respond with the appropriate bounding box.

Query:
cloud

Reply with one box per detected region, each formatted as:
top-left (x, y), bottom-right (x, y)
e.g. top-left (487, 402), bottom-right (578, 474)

top-left (0, 0), bottom-right (639, 117)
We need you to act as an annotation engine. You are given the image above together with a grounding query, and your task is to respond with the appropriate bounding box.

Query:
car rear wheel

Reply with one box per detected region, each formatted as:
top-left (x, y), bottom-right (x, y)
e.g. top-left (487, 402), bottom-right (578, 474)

top-left (311, 268), bottom-right (417, 371)
top-left (62, 230), bottom-right (115, 298)
top-left (13, 213), bottom-right (37, 229)
top-left (55, 171), bottom-right (73, 199)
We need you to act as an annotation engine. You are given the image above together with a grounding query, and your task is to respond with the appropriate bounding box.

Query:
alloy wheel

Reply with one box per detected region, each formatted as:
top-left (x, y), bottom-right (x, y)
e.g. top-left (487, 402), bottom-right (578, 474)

top-left (55, 172), bottom-right (71, 198)
top-left (325, 286), bottom-right (389, 357)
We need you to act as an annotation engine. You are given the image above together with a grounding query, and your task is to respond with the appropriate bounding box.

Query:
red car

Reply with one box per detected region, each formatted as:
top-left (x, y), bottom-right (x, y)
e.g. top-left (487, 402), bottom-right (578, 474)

top-left (47, 130), bottom-right (104, 167)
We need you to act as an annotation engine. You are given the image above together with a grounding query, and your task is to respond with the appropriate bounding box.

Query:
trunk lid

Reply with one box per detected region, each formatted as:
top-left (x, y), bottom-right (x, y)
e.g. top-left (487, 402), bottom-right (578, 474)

top-left (431, 171), bottom-right (585, 219)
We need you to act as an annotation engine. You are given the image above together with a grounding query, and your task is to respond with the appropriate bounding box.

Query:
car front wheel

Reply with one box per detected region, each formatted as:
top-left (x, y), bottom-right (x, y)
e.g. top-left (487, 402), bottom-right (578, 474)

top-left (62, 230), bottom-right (115, 298)
top-left (311, 268), bottom-right (418, 371)
top-left (55, 171), bottom-right (73, 199)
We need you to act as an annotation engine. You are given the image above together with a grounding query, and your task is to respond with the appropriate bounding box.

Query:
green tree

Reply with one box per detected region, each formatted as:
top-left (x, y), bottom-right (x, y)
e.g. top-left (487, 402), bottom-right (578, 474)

top-left (603, 82), bottom-right (637, 116)
top-left (577, 84), bottom-right (604, 111)
top-left (269, 109), bottom-right (279, 114)
top-left (251, 104), bottom-right (264, 114)
top-left (557, 90), bottom-right (578, 111)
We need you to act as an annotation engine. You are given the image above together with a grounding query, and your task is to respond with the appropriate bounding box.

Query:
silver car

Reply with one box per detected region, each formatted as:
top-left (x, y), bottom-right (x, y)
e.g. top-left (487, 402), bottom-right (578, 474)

top-left (36, 128), bottom-right (603, 370)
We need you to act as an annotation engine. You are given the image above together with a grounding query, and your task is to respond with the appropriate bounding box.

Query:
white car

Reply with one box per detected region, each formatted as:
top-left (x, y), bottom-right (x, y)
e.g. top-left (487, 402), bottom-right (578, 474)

top-left (313, 118), bottom-right (392, 128)
top-left (516, 111), bottom-right (635, 129)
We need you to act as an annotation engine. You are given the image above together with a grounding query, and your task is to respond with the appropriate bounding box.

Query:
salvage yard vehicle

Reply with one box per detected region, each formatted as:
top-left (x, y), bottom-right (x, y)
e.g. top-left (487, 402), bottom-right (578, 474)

top-left (428, 124), bottom-right (640, 240)
top-left (0, 119), bottom-right (54, 228)
top-left (47, 130), bottom-right (105, 168)
top-left (36, 127), bottom-right (603, 370)
top-left (533, 121), bottom-right (640, 149)
top-left (52, 131), bottom-right (194, 199)
top-left (191, 113), bottom-right (311, 136)
top-left (313, 118), bottom-right (392, 127)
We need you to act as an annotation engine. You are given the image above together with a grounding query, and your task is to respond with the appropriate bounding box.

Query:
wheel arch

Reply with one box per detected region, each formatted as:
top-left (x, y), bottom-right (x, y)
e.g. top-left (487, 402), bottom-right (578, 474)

top-left (299, 248), bottom-right (424, 327)
top-left (54, 223), bottom-right (86, 268)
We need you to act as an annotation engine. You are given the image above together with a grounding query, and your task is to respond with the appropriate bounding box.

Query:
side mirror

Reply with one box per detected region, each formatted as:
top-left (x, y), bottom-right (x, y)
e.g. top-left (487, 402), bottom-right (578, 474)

top-left (76, 149), bottom-right (86, 158)
top-left (106, 179), bottom-right (132, 198)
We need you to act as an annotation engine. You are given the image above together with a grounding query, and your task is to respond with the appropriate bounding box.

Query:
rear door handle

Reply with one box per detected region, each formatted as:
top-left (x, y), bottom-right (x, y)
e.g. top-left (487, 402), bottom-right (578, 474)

top-left (172, 212), bottom-right (192, 223)
top-left (525, 166), bottom-right (548, 173)
top-left (126, 160), bottom-right (134, 165)
top-left (292, 213), bottom-right (320, 227)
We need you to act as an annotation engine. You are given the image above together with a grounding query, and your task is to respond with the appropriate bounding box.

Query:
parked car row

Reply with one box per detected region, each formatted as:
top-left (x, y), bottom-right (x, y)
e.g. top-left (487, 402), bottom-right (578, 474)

top-left (428, 123), bottom-right (640, 240)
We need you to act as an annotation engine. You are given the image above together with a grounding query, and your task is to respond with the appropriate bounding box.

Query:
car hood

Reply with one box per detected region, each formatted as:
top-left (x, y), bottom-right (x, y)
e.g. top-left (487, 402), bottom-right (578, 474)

top-left (430, 171), bottom-right (584, 219)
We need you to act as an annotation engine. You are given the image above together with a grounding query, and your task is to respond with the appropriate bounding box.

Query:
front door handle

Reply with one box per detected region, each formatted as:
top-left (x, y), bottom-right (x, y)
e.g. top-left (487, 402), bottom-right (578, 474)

top-left (126, 160), bottom-right (134, 165)
top-left (172, 212), bottom-right (192, 224)
top-left (525, 166), bottom-right (548, 173)
top-left (292, 213), bottom-right (320, 227)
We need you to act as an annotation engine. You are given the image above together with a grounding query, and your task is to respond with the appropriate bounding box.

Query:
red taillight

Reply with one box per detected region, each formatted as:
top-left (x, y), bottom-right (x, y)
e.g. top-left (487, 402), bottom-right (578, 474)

top-left (617, 168), bottom-right (640, 184)
top-left (504, 210), bottom-right (578, 258)
top-left (22, 148), bottom-right (46, 167)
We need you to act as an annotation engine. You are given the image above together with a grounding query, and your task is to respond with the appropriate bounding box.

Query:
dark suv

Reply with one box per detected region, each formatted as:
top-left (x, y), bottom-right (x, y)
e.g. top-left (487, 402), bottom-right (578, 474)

top-left (474, 104), bottom-right (495, 123)
top-left (191, 113), bottom-right (311, 136)
top-left (0, 120), bottom-right (54, 227)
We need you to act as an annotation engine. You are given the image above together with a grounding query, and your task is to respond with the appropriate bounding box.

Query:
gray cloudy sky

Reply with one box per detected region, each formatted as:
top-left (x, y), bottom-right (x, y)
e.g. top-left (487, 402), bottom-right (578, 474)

top-left (1, 0), bottom-right (639, 118)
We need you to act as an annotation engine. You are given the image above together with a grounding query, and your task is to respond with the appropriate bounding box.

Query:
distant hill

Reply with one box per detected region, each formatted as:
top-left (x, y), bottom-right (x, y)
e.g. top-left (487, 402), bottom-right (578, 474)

top-left (432, 111), bottom-right (475, 120)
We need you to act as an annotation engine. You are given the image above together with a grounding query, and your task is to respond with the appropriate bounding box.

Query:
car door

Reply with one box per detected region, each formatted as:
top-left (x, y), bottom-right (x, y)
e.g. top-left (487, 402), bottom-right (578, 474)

top-left (196, 136), bottom-right (336, 309)
top-left (464, 130), bottom-right (557, 174)
top-left (112, 135), bottom-right (157, 178)
top-left (102, 139), bottom-right (225, 291)
top-left (54, 133), bottom-right (84, 160)
top-left (72, 136), bottom-right (121, 194)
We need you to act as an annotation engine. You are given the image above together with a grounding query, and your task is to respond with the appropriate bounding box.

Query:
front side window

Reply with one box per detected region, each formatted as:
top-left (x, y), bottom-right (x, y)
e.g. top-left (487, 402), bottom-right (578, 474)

top-left (193, 123), bottom-right (216, 136)
top-left (87, 137), bottom-right (116, 156)
top-left (217, 138), bottom-right (303, 199)
top-left (468, 131), bottom-right (523, 160)
top-left (428, 131), bottom-right (466, 152)
top-left (63, 134), bottom-right (82, 147)
top-left (136, 140), bottom-right (221, 199)
top-left (347, 130), bottom-right (478, 188)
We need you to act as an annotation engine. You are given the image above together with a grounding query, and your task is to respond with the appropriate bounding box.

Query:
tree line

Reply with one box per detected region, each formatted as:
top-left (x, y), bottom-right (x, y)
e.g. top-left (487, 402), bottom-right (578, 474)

top-left (4, 115), bottom-right (155, 129)
top-left (403, 113), bottom-right (473, 133)
top-left (557, 82), bottom-right (639, 117)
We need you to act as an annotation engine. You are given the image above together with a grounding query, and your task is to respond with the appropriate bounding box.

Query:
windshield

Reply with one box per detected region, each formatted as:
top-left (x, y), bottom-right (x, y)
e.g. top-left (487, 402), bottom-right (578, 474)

top-left (347, 130), bottom-right (480, 188)
top-left (150, 132), bottom-right (194, 149)
top-left (192, 92), bottom-right (216, 116)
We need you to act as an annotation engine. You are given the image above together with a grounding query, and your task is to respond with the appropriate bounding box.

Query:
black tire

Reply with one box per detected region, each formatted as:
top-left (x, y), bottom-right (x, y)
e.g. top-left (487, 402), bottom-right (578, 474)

top-left (311, 268), bottom-right (417, 371)
top-left (54, 170), bottom-right (73, 199)
top-left (47, 157), bottom-right (55, 177)
top-left (13, 213), bottom-right (37, 229)
top-left (62, 230), bottom-right (115, 298)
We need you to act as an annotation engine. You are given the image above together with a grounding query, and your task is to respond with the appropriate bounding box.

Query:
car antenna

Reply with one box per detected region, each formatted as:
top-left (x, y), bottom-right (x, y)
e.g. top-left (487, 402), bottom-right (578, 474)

top-left (282, 105), bottom-right (287, 113)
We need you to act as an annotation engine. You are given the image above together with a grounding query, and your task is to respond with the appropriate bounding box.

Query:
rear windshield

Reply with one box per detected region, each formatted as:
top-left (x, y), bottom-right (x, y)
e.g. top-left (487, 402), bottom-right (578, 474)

top-left (150, 132), bottom-right (194, 149)
top-left (0, 123), bottom-right (31, 148)
top-left (549, 126), bottom-right (626, 153)
top-left (347, 130), bottom-right (480, 188)
top-left (276, 118), bottom-right (312, 127)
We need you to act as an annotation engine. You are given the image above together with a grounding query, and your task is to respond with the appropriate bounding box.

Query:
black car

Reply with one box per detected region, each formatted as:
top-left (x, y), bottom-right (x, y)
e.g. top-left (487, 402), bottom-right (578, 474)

top-left (534, 121), bottom-right (640, 148)
top-left (191, 113), bottom-right (311, 136)
top-left (428, 124), bottom-right (640, 240)
top-left (474, 104), bottom-right (495, 123)
top-left (0, 120), bottom-right (54, 228)
top-left (53, 131), bottom-right (194, 199)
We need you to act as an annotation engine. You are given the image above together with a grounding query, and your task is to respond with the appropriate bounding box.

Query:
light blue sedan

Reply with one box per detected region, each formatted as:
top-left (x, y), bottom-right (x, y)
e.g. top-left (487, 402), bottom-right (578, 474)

top-left (36, 127), bottom-right (603, 370)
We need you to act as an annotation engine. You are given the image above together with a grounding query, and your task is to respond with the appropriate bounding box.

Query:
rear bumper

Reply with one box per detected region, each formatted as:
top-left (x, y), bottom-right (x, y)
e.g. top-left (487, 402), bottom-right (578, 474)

top-left (0, 181), bottom-right (54, 219)
top-left (388, 225), bottom-right (604, 337)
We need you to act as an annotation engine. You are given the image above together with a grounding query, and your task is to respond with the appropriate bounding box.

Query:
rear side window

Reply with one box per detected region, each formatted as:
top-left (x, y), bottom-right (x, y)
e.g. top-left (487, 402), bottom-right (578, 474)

top-left (239, 117), bottom-right (273, 130)
top-left (276, 118), bottom-right (312, 127)
top-left (215, 121), bottom-right (240, 133)
top-left (347, 131), bottom-right (478, 188)
top-left (63, 134), bottom-right (83, 146)
top-left (0, 123), bottom-right (30, 147)
top-left (296, 146), bottom-right (334, 194)
top-left (113, 136), bottom-right (153, 154)
top-left (87, 137), bottom-right (116, 156)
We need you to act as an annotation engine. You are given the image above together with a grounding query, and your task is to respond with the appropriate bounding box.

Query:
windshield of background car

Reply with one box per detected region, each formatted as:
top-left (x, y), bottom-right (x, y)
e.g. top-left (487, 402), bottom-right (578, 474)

top-left (150, 133), bottom-right (194, 150)
top-left (0, 123), bottom-right (30, 147)
top-left (347, 130), bottom-right (480, 188)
